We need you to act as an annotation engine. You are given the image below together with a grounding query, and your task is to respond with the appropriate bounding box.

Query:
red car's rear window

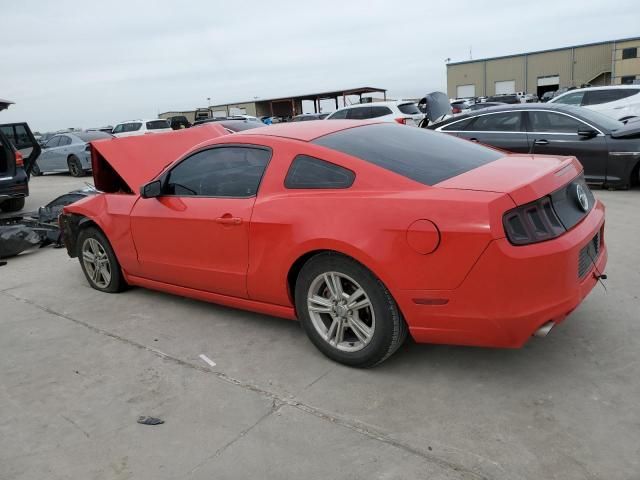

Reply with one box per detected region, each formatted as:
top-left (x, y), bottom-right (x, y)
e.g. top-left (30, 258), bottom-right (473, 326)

top-left (312, 123), bottom-right (502, 186)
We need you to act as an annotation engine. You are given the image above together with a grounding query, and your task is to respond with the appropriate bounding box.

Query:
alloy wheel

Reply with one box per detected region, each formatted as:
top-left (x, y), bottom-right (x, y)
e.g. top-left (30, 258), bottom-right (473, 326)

top-left (306, 271), bottom-right (375, 352)
top-left (81, 238), bottom-right (112, 288)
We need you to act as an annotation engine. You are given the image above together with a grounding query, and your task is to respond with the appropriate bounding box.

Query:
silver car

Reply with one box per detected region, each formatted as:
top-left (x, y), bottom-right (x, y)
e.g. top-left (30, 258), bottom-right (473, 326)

top-left (33, 131), bottom-right (112, 177)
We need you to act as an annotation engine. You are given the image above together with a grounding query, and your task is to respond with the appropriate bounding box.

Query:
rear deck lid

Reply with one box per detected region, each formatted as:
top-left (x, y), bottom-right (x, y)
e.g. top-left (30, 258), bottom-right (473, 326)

top-left (436, 154), bottom-right (583, 206)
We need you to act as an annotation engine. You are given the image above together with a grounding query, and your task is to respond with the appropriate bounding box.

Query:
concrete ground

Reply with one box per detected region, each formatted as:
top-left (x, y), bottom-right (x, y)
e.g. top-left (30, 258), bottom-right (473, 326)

top-left (1, 174), bottom-right (639, 480)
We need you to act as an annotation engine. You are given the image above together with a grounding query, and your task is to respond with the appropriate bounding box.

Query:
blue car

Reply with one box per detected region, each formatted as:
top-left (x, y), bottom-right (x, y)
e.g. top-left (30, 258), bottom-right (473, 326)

top-left (33, 130), bottom-right (112, 177)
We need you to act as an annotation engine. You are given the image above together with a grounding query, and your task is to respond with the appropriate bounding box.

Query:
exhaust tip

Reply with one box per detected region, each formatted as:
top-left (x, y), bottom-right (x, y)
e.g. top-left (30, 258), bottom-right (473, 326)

top-left (534, 321), bottom-right (555, 338)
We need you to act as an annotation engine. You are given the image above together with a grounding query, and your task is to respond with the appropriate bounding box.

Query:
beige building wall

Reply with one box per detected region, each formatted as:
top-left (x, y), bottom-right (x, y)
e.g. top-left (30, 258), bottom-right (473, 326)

top-left (447, 62), bottom-right (485, 98)
top-left (525, 49), bottom-right (572, 91)
top-left (446, 38), bottom-right (640, 97)
top-left (485, 56), bottom-right (526, 95)
top-left (613, 39), bottom-right (640, 84)
top-left (573, 43), bottom-right (613, 85)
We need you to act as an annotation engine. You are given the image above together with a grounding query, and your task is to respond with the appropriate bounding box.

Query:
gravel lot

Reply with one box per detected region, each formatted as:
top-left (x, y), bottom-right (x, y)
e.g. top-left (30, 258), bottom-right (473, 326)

top-left (1, 174), bottom-right (639, 480)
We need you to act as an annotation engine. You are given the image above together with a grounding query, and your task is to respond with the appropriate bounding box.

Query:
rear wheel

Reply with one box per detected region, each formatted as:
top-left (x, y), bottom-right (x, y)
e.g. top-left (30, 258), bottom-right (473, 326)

top-left (0, 197), bottom-right (26, 212)
top-left (68, 155), bottom-right (84, 177)
top-left (77, 227), bottom-right (126, 293)
top-left (295, 253), bottom-right (407, 368)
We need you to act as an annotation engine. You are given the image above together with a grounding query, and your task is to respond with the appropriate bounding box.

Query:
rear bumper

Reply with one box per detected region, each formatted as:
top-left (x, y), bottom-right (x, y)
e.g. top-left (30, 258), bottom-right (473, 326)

top-left (0, 170), bottom-right (29, 200)
top-left (399, 200), bottom-right (607, 348)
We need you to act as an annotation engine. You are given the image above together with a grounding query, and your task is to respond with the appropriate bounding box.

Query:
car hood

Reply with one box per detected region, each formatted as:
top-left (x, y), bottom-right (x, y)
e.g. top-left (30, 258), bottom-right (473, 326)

top-left (611, 118), bottom-right (640, 138)
top-left (90, 124), bottom-right (228, 193)
top-left (436, 154), bottom-right (583, 206)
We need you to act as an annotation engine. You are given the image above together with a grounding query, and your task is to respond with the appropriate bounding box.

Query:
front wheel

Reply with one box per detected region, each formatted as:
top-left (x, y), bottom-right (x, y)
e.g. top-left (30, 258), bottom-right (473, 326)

top-left (295, 253), bottom-right (407, 368)
top-left (77, 227), bottom-right (126, 293)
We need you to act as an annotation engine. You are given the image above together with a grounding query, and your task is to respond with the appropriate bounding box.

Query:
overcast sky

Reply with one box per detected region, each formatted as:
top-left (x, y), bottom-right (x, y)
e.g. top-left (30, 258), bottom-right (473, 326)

top-left (1, 0), bottom-right (638, 131)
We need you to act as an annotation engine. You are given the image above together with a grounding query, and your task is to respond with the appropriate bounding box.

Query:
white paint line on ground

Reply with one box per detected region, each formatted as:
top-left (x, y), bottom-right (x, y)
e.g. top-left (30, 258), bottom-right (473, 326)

top-left (199, 354), bottom-right (217, 368)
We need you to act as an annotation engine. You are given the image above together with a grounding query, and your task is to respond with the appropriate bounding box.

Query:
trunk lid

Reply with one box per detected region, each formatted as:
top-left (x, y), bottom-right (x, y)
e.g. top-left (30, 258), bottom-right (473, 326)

top-left (90, 124), bottom-right (228, 193)
top-left (435, 154), bottom-right (582, 206)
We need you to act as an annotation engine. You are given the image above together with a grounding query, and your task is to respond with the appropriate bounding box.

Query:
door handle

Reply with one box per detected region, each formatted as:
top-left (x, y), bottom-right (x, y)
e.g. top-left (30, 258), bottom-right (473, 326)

top-left (215, 215), bottom-right (242, 225)
top-left (534, 139), bottom-right (549, 145)
top-left (469, 138), bottom-right (479, 142)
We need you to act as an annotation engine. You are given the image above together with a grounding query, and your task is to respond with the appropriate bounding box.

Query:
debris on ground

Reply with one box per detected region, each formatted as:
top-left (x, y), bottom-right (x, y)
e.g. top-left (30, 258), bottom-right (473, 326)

top-left (137, 416), bottom-right (164, 426)
top-left (0, 185), bottom-right (97, 259)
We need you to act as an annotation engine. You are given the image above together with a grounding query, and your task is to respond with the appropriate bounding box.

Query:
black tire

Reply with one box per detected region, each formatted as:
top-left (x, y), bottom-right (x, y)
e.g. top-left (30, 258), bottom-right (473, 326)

top-left (76, 227), bottom-right (126, 293)
top-left (68, 155), bottom-right (85, 177)
top-left (0, 197), bottom-right (26, 212)
top-left (31, 162), bottom-right (42, 176)
top-left (295, 252), bottom-right (407, 368)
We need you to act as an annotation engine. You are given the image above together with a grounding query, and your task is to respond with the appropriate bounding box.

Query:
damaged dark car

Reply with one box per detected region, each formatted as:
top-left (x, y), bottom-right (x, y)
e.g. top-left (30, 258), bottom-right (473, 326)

top-left (0, 100), bottom-right (41, 212)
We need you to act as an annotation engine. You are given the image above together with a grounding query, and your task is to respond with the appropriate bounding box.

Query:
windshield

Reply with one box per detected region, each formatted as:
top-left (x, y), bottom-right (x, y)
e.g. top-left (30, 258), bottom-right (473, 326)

top-left (76, 131), bottom-right (112, 141)
top-left (398, 103), bottom-right (421, 115)
top-left (146, 120), bottom-right (170, 130)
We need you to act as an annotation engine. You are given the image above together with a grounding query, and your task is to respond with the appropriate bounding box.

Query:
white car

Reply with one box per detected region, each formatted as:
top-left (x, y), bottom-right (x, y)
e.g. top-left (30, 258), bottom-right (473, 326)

top-left (549, 86), bottom-right (640, 122)
top-left (111, 119), bottom-right (172, 138)
top-left (325, 101), bottom-right (424, 125)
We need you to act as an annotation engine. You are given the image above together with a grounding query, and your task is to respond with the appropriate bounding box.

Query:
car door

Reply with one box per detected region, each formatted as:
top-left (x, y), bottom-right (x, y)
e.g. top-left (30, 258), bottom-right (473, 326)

top-left (40, 136), bottom-right (62, 171)
top-left (456, 111), bottom-right (529, 152)
top-left (129, 145), bottom-right (271, 298)
top-left (525, 110), bottom-right (609, 183)
top-left (55, 135), bottom-right (73, 170)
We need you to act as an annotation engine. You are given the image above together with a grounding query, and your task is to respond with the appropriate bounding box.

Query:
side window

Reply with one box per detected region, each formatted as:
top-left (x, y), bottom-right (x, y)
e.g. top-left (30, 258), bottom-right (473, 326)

top-left (441, 117), bottom-right (473, 131)
top-left (528, 111), bottom-right (586, 134)
top-left (583, 89), bottom-right (638, 105)
top-left (467, 112), bottom-right (522, 132)
top-left (369, 106), bottom-right (392, 118)
top-left (127, 123), bottom-right (142, 132)
top-left (46, 136), bottom-right (61, 148)
top-left (166, 146), bottom-right (271, 197)
top-left (284, 155), bottom-right (355, 189)
top-left (0, 126), bottom-right (15, 146)
top-left (112, 124), bottom-right (124, 133)
top-left (328, 109), bottom-right (348, 120)
top-left (553, 91), bottom-right (585, 105)
top-left (59, 136), bottom-right (72, 146)
top-left (13, 125), bottom-right (30, 148)
top-left (347, 107), bottom-right (372, 120)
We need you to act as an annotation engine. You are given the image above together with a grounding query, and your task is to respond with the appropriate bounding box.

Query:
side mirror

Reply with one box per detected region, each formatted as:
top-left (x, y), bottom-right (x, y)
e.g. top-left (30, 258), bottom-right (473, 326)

top-left (140, 180), bottom-right (162, 199)
top-left (577, 128), bottom-right (598, 138)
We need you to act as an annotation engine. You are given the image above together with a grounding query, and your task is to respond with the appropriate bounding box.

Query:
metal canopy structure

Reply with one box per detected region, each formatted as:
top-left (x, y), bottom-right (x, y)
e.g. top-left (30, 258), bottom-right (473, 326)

top-left (262, 86), bottom-right (388, 115)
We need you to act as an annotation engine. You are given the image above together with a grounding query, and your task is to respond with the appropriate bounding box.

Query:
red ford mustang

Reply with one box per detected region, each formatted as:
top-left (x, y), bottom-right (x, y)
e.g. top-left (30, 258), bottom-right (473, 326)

top-left (60, 121), bottom-right (607, 367)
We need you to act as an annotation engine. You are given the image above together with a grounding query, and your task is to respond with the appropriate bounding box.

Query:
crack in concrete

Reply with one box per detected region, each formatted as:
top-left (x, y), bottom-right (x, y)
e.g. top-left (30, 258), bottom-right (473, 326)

top-left (2, 290), bottom-right (494, 480)
top-left (187, 400), bottom-right (283, 477)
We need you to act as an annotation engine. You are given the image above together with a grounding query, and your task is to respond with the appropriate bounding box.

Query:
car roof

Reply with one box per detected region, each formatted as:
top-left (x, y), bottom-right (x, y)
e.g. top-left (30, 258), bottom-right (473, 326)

top-left (435, 103), bottom-right (594, 124)
top-left (552, 85), bottom-right (640, 100)
top-left (241, 119), bottom-right (380, 142)
top-left (333, 100), bottom-right (414, 110)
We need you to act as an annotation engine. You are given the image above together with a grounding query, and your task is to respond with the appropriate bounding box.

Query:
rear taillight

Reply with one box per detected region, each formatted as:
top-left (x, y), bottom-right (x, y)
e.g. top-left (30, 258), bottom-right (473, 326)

top-left (503, 196), bottom-right (565, 245)
top-left (394, 117), bottom-right (411, 125)
top-left (451, 107), bottom-right (462, 114)
top-left (15, 151), bottom-right (24, 167)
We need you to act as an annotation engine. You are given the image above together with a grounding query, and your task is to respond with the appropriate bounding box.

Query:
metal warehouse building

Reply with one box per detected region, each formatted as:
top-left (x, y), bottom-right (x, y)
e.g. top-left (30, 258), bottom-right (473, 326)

top-left (447, 36), bottom-right (640, 99)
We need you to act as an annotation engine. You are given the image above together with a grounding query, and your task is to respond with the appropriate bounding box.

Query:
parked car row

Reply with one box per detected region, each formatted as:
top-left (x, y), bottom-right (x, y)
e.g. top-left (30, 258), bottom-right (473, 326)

top-left (427, 103), bottom-right (640, 189)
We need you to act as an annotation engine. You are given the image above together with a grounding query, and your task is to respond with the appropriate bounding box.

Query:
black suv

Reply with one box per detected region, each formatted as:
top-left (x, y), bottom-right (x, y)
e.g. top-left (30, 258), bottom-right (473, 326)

top-left (0, 100), bottom-right (41, 212)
